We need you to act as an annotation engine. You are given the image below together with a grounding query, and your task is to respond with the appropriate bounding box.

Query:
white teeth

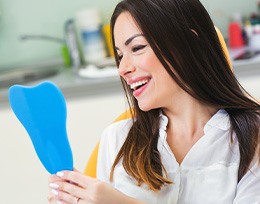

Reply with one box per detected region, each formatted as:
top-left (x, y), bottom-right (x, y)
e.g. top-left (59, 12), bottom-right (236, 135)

top-left (130, 79), bottom-right (149, 90)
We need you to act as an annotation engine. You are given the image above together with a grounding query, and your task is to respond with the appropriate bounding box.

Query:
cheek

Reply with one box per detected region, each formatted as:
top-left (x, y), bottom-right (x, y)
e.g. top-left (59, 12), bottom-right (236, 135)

top-left (135, 53), bottom-right (162, 71)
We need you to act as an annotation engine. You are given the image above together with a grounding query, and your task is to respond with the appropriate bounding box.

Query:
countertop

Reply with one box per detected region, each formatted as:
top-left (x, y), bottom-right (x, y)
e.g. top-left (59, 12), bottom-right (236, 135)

top-left (0, 67), bottom-right (123, 109)
top-left (229, 47), bottom-right (260, 100)
top-left (0, 49), bottom-right (260, 109)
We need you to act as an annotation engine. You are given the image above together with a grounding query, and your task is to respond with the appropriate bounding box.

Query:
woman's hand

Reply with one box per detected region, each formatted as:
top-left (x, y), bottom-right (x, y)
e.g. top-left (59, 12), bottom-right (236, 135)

top-left (47, 169), bottom-right (144, 204)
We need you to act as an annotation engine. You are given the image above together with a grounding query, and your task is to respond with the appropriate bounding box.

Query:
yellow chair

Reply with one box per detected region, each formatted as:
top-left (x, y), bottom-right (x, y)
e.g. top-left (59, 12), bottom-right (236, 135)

top-left (84, 28), bottom-right (231, 178)
top-left (84, 109), bottom-right (132, 177)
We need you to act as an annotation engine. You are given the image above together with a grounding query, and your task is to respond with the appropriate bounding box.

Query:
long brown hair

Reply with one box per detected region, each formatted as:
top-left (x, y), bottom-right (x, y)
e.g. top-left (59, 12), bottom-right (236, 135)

top-left (110, 0), bottom-right (260, 191)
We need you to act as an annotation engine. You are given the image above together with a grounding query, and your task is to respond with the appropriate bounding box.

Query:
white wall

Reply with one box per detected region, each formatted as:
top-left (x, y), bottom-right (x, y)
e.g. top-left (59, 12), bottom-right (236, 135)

top-left (0, 92), bottom-right (126, 204)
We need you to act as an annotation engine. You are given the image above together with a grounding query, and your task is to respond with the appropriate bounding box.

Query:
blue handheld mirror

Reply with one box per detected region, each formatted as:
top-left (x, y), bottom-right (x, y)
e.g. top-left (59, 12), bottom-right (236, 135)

top-left (8, 81), bottom-right (73, 174)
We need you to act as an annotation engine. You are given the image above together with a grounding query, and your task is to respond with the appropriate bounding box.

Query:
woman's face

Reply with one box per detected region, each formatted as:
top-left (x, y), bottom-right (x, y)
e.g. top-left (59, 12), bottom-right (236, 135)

top-left (114, 12), bottom-right (182, 111)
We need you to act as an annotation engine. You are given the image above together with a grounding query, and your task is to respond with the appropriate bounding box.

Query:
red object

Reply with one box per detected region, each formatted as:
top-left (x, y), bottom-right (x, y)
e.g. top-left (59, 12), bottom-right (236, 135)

top-left (228, 22), bottom-right (244, 48)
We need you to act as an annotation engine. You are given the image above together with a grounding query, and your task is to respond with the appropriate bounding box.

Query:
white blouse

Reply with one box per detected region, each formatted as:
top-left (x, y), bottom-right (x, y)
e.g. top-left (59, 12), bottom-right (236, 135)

top-left (96, 109), bottom-right (260, 204)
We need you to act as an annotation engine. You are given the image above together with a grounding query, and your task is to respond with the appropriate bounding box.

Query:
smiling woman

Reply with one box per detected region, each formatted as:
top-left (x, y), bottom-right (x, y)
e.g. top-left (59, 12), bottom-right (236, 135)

top-left (47, 0), bottom-right (260, 204)
top-left (114, 14), bottom-right (181, 111)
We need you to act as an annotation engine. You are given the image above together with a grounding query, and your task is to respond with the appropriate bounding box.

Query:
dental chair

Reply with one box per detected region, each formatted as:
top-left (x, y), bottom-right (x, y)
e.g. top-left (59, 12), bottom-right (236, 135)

top-left (83, 28), bottom-right (232, 177)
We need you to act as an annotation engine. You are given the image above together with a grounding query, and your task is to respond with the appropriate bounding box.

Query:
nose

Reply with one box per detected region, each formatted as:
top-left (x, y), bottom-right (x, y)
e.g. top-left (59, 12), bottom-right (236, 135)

top-left (118, 54), bottom-right (136, 77)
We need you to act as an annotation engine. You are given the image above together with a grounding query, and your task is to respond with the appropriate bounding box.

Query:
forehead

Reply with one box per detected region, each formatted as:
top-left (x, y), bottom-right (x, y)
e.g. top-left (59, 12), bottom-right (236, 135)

top-left (114, 12), bottom-right (142, 45)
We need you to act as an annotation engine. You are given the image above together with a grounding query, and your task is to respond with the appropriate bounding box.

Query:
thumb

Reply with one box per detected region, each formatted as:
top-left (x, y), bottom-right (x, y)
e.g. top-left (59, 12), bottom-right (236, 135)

top-left (73, 168), bottom-right (81, 173)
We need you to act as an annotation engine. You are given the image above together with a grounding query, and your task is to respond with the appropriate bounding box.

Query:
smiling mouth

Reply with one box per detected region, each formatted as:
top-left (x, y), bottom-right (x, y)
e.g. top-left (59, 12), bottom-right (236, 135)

top-left (130, 79), bottom-right (149, 90)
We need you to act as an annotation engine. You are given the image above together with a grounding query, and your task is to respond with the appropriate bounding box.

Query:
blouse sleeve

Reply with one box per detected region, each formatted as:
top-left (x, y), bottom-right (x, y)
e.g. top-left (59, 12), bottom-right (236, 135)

top-left (96, 125), bottom-right (115, 183)
top-left (96, 120), bottom-right (130, 183)
top-left (233, 156), bottom-right (260, 204)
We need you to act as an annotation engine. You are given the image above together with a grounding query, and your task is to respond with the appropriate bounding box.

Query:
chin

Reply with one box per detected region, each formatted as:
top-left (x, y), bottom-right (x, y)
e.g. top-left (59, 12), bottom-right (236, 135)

top-left (139, 107), bottom-right (151, 112)
top-left (138, 102), bottom-right (155, 112)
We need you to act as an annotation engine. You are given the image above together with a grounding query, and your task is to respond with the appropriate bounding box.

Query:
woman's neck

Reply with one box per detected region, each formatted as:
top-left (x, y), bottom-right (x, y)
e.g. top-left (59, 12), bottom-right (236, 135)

top-left (162, 95), bottom-right (218, 164)
top-left (162, 92), bottom-right (218, 138)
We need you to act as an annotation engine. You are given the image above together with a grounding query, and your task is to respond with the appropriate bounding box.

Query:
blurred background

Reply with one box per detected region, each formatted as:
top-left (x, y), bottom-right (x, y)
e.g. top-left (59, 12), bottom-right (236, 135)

top-left (0, 0), bottom-right (259, 68)
top-left (0, 0), bottom-right (119, 68)
top-left (0, 0), bottom-right (260, 204)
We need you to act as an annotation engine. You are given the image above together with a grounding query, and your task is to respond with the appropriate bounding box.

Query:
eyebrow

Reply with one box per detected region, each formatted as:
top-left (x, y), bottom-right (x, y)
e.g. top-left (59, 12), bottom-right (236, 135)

top-left (115, 34), bottom-right (144, 50)
top-left (125, 34), bottom-right (143, 46)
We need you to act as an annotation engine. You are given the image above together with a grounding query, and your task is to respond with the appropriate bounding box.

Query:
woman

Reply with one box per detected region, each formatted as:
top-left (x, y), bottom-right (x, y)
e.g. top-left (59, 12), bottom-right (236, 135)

top-left (48, 0), bottom-right (260, 203)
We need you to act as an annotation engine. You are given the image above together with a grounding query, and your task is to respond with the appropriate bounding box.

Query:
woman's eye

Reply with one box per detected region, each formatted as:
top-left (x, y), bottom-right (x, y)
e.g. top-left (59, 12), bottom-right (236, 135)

top-left (117, 54), bottom-right (123, 62)
top-left (132, 45), bottom-right (147, 53)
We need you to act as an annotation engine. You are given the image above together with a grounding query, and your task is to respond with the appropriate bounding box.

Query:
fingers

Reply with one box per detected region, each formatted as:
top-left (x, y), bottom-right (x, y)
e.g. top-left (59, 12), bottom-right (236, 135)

top-left (50, 180), bottom-right (86, 198)
top-left (48, 170), bottom-right (95, 204)
top-left (50, 187), bottom-right (80, 204)
top-left (48, 170), bottom-right (119, 204)
top-left (48, 173), bottom-right (82, 204)
top-left (56, 170), bottom-right (94, 188)
top-left (73, 168), bottom-right (80, 173)
top-left (48, 174), bottom-right (63, 183)
top-left (48, 195), bottom-right (70, 204)
top-left (48, 175), bottom-right (64, 203)
top-left (47, 189), bottom-right (62, 204)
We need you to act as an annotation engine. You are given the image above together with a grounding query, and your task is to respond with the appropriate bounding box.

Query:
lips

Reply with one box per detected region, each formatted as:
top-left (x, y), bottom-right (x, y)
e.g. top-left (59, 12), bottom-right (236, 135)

top-left (128, 78), bottom-right (151, 97)
top-left (130, 79), bottom-right (149, 90)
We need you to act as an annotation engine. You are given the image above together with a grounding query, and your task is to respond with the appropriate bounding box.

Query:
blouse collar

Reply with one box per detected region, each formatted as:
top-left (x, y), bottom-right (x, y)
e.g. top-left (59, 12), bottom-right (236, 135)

top-left (159, 109), bottom-right (230, 135)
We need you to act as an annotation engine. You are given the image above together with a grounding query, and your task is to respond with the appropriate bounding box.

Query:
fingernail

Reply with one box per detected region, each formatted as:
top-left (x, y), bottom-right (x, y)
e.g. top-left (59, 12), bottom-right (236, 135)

top-left (50, 183), bottom-right (59, 189)
top-left (56, 171), bottom-right (64, 177)
top-left (51, 189), bottom-right (59, 195)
